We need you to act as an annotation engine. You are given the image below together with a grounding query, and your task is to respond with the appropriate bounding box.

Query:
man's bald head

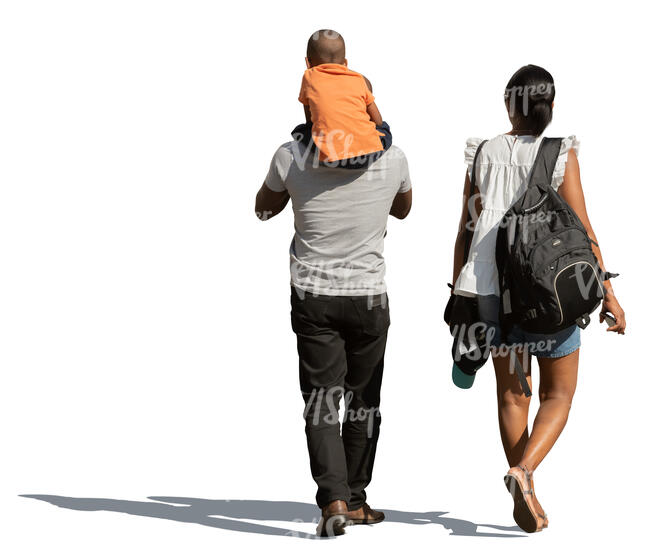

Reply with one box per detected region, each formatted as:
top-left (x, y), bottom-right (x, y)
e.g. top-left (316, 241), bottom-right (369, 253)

top-left (306, 29), bottom-right (346, 66)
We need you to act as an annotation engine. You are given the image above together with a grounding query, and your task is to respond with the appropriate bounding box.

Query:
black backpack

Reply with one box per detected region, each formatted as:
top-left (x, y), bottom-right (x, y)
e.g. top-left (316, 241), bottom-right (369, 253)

top-left (495, 137), bottom-right (616, 337)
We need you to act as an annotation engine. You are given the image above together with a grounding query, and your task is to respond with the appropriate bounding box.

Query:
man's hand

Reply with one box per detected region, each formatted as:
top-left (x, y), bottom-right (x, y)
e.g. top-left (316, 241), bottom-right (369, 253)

top-left (255, 183), bottom-right (290, 221)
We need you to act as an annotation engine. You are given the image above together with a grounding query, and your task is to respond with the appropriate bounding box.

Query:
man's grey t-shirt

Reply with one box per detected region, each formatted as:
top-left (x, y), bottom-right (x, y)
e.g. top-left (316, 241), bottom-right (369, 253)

top-left (265, 142), bottom-right (411, 296)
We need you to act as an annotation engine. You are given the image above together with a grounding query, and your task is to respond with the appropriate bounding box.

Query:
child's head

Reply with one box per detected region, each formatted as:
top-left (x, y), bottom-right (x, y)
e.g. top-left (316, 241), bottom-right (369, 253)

top-left (306, 29), bottom-right (346, 67)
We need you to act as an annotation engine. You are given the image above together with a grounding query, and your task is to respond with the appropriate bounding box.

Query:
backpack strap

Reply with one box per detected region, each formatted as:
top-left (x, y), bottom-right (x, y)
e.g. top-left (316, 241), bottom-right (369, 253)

top-left (528, 137), bottom-right (563, 188)
top-left (511, 351), bottom-right (532, 398)
top-left (463, 139), bottom-right (489, 263)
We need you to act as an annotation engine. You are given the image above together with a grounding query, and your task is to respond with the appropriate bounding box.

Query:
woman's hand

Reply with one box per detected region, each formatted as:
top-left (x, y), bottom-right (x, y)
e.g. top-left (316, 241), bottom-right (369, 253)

top-left (600, 292), bottom-right (626, 334)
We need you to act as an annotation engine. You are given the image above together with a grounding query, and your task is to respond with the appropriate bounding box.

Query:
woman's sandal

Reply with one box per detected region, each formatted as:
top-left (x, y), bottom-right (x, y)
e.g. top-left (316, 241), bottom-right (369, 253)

top-left (504, 465), bottom-right (546, 533)
top-left (526, 468), bottom-right (549, 529)
top-left (532, 499), bottom-right (549, 529)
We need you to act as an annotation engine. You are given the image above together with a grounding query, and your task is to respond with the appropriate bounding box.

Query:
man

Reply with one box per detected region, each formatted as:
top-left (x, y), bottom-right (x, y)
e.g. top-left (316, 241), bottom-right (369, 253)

top-left (255, 138), bottom-right (412, 537)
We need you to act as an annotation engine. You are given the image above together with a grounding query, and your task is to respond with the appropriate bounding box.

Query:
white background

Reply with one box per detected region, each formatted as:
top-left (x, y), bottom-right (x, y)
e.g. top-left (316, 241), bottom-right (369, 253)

top-left (1, 0), bottom-right (648, 557)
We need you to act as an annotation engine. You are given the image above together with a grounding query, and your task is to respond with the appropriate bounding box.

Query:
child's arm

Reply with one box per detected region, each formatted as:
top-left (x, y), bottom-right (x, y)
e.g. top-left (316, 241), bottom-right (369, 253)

top-left (299, 72), bottom-right (312, 124)
top-left (363, 76), bottom-right (383, 125)
top-left (303, 104), bottom-right (312, 124)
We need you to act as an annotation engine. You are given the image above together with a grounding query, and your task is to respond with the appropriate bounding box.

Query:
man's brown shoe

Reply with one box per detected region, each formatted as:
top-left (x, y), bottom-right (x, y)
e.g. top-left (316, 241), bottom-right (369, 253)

top-left (316, 500), bottom-right (349, 537)
top-left (347, 503), bottom-right (385, 525)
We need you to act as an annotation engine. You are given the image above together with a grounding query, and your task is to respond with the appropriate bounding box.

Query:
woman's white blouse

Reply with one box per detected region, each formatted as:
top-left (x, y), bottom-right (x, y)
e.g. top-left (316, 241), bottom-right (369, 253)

top-left (454, 134), bottom-right (580, 297)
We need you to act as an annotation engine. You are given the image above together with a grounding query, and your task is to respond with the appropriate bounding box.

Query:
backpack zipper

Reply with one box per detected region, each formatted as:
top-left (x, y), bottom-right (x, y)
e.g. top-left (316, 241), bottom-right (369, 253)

top-left (527, 226), bottom-right (591, 270)
top-left (522, 194), bottom-right (549, 214)
top-left (534, 246), bottom-right (594, 278)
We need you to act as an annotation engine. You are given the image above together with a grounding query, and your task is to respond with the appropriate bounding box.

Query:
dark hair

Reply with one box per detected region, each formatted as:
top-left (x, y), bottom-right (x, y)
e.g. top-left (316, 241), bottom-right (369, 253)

top-left (504, 65), bottom-right (555, 136)
top-left (306, 29), bottom-right (345, 65)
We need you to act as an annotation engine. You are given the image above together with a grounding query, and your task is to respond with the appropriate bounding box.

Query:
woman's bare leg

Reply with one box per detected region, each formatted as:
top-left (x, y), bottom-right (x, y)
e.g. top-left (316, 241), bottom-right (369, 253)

top-left (518, 350), bottom-right (579, 472)
top-left (494, 349), bottom-right (532, 467)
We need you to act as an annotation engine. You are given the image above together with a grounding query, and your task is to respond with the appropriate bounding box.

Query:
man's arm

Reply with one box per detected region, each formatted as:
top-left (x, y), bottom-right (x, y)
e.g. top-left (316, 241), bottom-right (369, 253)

top-left (255, 183), bottom-right (290, 221)
top-left (390, 189), bottom-right (412, 220)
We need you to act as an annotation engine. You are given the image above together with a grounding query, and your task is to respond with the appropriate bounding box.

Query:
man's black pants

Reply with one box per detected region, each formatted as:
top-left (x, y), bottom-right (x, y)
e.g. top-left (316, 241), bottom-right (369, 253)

top-left (290, 287), bottom-right (389, 510)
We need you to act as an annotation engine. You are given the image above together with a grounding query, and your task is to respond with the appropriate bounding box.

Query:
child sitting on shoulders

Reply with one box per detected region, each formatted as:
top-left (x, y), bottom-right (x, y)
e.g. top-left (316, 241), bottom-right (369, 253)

top-left (291, 29), bottom-right (392, 168)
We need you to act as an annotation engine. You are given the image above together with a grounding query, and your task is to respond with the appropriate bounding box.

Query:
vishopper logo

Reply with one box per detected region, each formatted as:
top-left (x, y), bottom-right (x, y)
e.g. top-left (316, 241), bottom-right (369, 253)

top-left (462, 193), bottom-right (556, 238)
top-left (452, 319), bottom-right (560, 377)
top-left (310, 29), bottom-right (341, 42)
top-left (502, 208), bottom-right (558, 246)
top-left (451, 321), bottom-right (496, 361)
top-left (504, 82), bottom-right (554, 118)
top-left (291, 261), bottom-right (388, 310)
top-left (255, 209), bottom-right (274, 221)
top-left (289, 128), bottom-right (392, 177)
top-left (303, 386), bottom-right (380, 439)
top-left (495, 338), bottom-right (557, 380)
top-left (285, 515), bottom-right (348, 539)
top-left (567, 261), bottom-right (606, 301)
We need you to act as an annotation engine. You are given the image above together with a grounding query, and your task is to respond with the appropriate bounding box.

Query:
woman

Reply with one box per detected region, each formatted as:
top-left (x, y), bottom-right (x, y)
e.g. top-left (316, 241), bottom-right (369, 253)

top-left (451, 65), bottom-right (626, 532)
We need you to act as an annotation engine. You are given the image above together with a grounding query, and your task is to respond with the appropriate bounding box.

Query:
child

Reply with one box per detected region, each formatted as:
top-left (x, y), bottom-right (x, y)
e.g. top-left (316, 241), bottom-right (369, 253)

top-left (291, 29), bottom-right (392, 168)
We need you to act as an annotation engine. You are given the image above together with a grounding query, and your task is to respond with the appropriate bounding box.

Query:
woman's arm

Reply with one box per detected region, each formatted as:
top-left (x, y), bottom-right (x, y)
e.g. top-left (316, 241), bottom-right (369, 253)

top-left (452, 172), bottom-right (482, 288)
top-left (558, 149), bottom-right (626, 333)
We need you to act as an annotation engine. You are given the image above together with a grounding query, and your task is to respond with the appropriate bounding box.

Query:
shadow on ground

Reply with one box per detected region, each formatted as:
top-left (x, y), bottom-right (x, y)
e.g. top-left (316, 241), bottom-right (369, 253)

top-left (20, 495), bottom-right (524, 539)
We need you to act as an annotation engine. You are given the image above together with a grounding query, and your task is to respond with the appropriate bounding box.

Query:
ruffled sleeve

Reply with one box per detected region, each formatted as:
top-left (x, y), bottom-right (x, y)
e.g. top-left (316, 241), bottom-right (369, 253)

top-left (464, 137), bottom-right (486, 176)
top-left (552, 135), bottom-right (580, 190)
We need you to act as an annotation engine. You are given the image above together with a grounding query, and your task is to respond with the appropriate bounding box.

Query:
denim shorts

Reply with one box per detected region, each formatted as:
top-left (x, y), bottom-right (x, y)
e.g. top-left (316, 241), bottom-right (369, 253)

top-left (477, 295), bottom-right (580, 358)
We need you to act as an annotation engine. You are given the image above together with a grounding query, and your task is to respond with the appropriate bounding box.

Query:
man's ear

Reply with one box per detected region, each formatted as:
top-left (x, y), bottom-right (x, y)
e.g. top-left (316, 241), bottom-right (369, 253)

top-left (343, 58), bottom-right (348, 66)
top-left (552, 102), bottom-right (555, 109)
top-left (305, 57), bottom-right (312, 69)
